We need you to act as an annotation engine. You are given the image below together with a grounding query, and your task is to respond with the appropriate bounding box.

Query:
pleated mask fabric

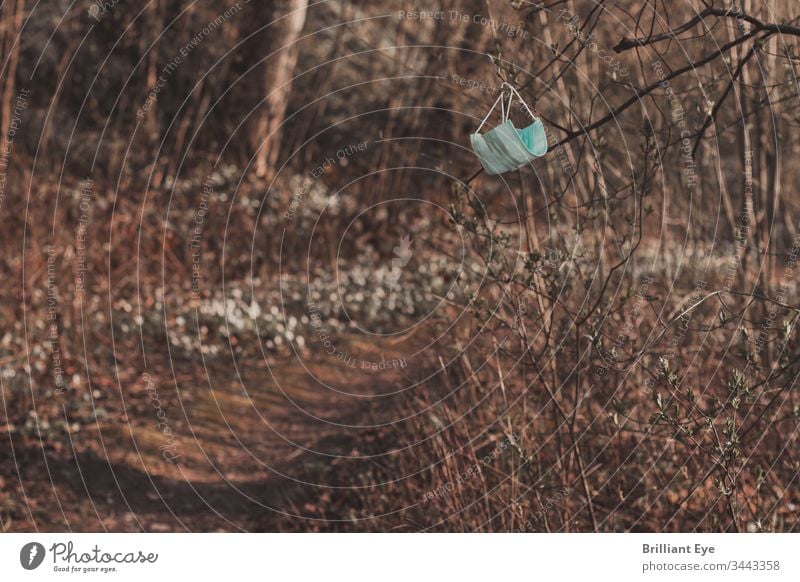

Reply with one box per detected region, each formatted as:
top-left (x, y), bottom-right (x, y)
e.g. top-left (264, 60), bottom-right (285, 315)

top-left (470, 83), bottom-right (548, 175)
top-left (470, 118), bottom-right (548, 175)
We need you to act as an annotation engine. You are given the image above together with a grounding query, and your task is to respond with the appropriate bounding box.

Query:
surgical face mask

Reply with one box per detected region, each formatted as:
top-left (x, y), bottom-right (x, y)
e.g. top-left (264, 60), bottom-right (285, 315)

top-left (470, 85), bottom-right (548, 175)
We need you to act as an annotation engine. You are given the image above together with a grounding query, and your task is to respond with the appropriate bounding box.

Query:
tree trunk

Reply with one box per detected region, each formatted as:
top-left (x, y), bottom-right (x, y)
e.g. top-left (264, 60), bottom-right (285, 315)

top-left (252, 0), bottom-right (309, 179)
top-left (1, 0), bottom-right (24, 155)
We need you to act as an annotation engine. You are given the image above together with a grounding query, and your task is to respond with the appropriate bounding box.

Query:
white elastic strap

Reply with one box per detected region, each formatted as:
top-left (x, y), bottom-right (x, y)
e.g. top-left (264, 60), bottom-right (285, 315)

top-left (502, 91), bottom-right (513, 121)
top-left (503, 82), bottom-right (538, 120)
top-left (476, 93), bottom-right (504, 133)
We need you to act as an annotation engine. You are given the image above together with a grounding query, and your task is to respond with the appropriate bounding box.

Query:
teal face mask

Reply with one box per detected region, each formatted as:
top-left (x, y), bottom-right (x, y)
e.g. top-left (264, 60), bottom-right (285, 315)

top-left (470, 84), bottom-right (548, 175)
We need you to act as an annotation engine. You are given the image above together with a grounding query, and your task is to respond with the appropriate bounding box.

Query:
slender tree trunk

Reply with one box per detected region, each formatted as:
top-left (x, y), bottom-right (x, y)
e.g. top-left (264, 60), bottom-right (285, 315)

top-left (1, 0), bottom-right (24, 156)
top-left (252, 0), bottom-right (308, 179)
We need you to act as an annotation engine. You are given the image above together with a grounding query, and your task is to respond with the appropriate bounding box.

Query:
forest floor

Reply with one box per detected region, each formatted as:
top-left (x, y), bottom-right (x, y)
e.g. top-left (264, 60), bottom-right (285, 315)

top-left (2, 333), bottom-right (420, 532)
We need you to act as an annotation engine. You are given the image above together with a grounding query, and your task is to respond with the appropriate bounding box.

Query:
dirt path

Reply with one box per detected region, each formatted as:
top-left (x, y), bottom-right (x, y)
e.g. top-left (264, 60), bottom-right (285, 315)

top-left (4, 335), bottom-right (418, 532)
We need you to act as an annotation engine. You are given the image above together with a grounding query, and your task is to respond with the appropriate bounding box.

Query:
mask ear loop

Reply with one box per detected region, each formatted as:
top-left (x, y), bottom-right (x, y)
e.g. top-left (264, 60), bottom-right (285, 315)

top-left (476, 92), bottom-right (505, 133)
top-left (502, 82), bottom-right (539, 121)
top-left (502, 89), bottom-right (513, 122)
